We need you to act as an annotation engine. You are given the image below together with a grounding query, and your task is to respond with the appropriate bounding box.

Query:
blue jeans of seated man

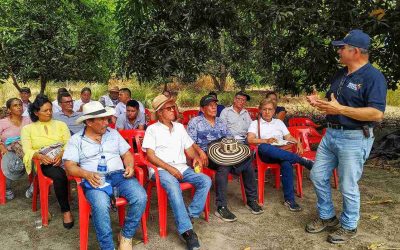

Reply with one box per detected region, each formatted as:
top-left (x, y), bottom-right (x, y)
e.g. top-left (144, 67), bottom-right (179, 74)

top-left (258, 144), bottom-right (308, 202)
top-left (84, 170), bottom-right (147, 250)
top-left (310, 128), bottom-right (374, 230)
top-left (151, 168), bottom-right (211, 234)
top-left (208, 157), bottom-right (257, 207)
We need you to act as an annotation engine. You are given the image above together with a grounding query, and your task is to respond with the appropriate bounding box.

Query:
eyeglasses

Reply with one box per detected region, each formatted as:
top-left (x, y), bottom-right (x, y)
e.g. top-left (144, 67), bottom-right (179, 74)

top-left (61, 100), bottom-right (74, 104)
top-left (161, 105), bottom-right (176, 112)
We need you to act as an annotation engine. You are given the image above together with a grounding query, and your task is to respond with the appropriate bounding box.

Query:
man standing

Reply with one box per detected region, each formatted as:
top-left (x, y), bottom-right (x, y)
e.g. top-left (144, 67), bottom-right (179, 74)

top-left (305, 29), bottom-right (387, 244)
top-left (116, 100), bottom-right (145, 130)
top-left (19, 87), bottom-right (31, 117)
top-left (142, 95), bottom-right (211, 250)
top-left (63, 101), bottom-right (147, 250)
top-left (99, 86), bottom-right (120, 108)
top-left (219, 91), bottom-right (252, 143)
top-left (187, 95), bottom-right (263, 222)
top-left (53, 92), bottom-right (84, 135)
top-left (73, 87), bottom-right (94, 112)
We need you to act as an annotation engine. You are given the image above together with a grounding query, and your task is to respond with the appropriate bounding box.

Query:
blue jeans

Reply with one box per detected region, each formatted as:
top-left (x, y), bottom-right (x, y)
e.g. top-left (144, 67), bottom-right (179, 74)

top-left (152, 168), bottom-right (211, 234)
top-left (208, 157), bottom-right (257, 207)
top-left (310, 128), bottom-right (374, 230)
top-left (258, 144), bottom-right (308, 202)
top-left (84, 170), bottom-right (147, 250)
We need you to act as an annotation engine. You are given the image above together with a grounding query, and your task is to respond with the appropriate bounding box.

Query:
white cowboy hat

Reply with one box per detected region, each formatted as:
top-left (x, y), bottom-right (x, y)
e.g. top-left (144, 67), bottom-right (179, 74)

top-left (75, 101), bottom-right (115, 124)
top-left (207, 138), bottom-right (252, 166)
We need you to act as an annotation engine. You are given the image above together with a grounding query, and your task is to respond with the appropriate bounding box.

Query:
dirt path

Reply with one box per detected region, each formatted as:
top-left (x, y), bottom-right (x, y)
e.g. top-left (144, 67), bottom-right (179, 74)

top-left (1, 166), bottom-right (399, 250)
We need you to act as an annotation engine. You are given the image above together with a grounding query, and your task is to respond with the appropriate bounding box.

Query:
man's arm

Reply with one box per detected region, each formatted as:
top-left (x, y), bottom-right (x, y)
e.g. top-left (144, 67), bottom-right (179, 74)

top-left (315, 93), bottom-right (384, 122)
top-left (146, 148), bottom-right (183, 180)
top-left (64, 160), bottom-right (102, 188)
top-left (185, 144), bottom-right (206, 167)
top-left (121, 150), bottom-right (135, 178)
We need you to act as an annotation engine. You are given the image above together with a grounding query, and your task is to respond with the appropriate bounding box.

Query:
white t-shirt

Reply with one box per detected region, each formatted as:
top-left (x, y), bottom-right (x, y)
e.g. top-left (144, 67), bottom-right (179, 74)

top-left (142, 121), bottom-right (193, 177)
top-left (52, 100), bottom-right (62, 113)
top-left (73, 99), bottom-right (94, 112)
top-left (248, 118), bottom-right (290, 141)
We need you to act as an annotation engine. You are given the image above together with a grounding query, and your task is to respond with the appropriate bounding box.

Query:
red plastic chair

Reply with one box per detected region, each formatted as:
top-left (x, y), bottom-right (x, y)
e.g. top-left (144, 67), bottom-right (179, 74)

top-left (245, 107), bottom-right (259, 121)
top-left (202, 167), bottom-right (247, 204)
top-left (32, 158), bottom-right (73, 226)
top-left (181, 110), bottom-right (199, 126)
top-left (287, 126), bottom-right (339, 196)
top-left (145, 160), bottom-right (210, 238)
top-left (74, 166), bottom-right (148, 250)
top-left (251, 145), bottom-right (303, 205)
top-left (119, 129), bottom-right (209, 238)
top-left (288, 117), bottom-right (323, 145)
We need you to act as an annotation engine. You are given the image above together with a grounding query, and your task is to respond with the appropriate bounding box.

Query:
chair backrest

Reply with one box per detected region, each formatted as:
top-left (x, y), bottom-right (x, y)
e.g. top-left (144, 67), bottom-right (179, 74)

top-left (246, 107), bottom-right (259, 120)
top-left (182, 110), bottom-right (199, 125)
top-left (288, 117), bottom-right (318, 128)
top-left (144, 108), bottom-right (152, 123)
top-left (118, 129), bottom-right (146, 165)
top-left (287, 126), bottom-right (322, 152)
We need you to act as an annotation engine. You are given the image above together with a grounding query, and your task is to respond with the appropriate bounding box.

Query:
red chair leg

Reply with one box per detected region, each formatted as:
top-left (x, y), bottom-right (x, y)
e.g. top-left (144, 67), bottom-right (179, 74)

top-left (141, 212), bottom-right (149, 244)
top-left (79, 203), bottom-right (90, 250)
top-left (118, 205), bottom-right (126, 227)
top-left (32, 175), bottom-right (38, 212)
top-left (239, 174), bottom-right (246, 205)
top-left (274, 168), bottom-right (281, 189)
top-left (0, 169), bottom-right (6, 205)
top-left (145, 183), bottom-right (153, 221)
top-left (158, 188), bottom-right (168, 238)
top-left (332, 169), bottom-right (338, 189)
top-left (295, 164), bottom-right (303, 198)
top-left (204, 192), bottom-right (210, 222)
top-left (258, 167), bottom-right (265, 206)
top-left (40, 183), bottom-right (50, 226)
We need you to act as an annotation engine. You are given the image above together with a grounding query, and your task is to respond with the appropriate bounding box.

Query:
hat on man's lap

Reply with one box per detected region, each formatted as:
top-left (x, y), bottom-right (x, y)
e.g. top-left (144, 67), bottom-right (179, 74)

top-left (207, 138), bottom-right (252, 166)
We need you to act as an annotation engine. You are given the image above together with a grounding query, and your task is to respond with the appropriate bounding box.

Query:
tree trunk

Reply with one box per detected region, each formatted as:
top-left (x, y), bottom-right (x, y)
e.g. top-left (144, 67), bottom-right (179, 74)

top-left (8, 67), bottom-right (21, 92)
top-left (39, 75), bottom-right (46, 94)
top-left (219, 64), bottom-right (227, 91)
top-left (163, 82), bottom-right (168, 92)
top-left (211, 75), bottom-right (222, 91)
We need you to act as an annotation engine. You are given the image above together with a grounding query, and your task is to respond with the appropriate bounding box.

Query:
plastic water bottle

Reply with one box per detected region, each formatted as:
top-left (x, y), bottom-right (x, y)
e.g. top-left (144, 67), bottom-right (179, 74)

top-left (97, 155), bottom-right (107, 186)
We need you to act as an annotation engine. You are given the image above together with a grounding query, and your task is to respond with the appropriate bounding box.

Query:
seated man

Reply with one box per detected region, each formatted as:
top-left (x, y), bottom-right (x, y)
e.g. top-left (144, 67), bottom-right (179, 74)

top-left (219, 91), bottom-right (252, 143)
top-left (198, 91), bottom-right (225, 117)
top-left (53, 92), bottom-right (84, 135)
top-left (116, 100), bottom-right (145, 130)
top-left (63, 101), bottom-right (147, 250)
top-left (142, 94), bottom-right (211, 250)
top-left (99, 86), bottom-right (120, 108)
top-left (187, 94), bottom-right (263, 222)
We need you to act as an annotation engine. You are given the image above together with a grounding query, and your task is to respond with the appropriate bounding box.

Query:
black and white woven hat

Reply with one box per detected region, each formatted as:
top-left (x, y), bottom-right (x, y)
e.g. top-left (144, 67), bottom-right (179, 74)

top-left (207, 138), bottom-right (251, 166)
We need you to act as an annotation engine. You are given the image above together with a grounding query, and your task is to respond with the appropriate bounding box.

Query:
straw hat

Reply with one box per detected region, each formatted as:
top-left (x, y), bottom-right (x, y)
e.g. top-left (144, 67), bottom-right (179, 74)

top-left (152, 94), bottom-right (174, 111)
top-left (207, 138), bottom-right (252, 166)
top-left (76, 101), bottom-right (115, 124)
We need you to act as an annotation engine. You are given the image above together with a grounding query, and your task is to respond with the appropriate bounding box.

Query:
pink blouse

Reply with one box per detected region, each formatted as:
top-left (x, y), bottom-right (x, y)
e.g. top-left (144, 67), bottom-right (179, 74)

top-left (0, 116), bottom-right (31, 143)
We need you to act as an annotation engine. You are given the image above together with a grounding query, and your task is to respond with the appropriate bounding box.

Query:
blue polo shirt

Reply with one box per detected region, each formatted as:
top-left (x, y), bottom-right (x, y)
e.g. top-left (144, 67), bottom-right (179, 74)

top-left (326, 63), bottom-right (387, 128)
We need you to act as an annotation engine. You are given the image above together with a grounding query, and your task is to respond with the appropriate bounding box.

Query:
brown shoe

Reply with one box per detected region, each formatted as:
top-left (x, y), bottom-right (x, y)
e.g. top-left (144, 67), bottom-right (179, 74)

top-left (305, 216), bottom-right (339, 233)
top-left (118, 233), bottom-right (132, 250)
top-left (327, 226), bottom-right (357, 244)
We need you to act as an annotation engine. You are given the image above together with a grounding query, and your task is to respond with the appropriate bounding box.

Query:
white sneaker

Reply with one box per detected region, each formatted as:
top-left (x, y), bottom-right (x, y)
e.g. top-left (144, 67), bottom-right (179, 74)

top-left (25, 183), bottom-right (34, 198)
top-left (6, 189), bottom-right (15, 200)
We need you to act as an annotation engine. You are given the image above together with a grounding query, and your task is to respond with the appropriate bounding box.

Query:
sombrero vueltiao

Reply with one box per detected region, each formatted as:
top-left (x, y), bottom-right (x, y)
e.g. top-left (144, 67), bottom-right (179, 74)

top-left (207, 138), bottom-right (251, 166)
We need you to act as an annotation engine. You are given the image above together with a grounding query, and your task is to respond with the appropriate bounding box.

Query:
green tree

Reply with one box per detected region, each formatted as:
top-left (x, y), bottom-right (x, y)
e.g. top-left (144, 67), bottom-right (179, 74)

top-left (0, 0), bottom-right (116, 93)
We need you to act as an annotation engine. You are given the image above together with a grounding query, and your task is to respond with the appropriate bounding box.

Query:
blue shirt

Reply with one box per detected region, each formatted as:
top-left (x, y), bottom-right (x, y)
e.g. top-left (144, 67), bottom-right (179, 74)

top-left (62, 128), bottom-right (130, 173)
top-left (326, 63), bottom-right (387, 128)
top-left (187, 115), bottom-right (232, 152)
top-left (116, 112), bottom-right (145, 130)
top-left (53, 111), bottom-right (84, 135)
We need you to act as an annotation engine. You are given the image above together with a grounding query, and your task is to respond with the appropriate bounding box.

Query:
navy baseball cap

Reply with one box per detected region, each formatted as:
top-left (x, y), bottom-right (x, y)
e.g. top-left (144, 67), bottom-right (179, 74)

top-left (332, 29), bottom-right (371, 50)
top-left (200, 95), bottom-right (218, 107)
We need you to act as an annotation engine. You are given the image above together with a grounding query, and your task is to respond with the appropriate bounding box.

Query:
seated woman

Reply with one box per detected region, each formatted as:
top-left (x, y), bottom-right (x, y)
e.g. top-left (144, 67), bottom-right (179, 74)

top-left (21, 94), bottom-right (73, 229)
top-left (0, 98), bottom-right (32, 200)
top-left (247, 98), bottom-right (313, 212)
top-left (265, 90), bottom-right (286, 121)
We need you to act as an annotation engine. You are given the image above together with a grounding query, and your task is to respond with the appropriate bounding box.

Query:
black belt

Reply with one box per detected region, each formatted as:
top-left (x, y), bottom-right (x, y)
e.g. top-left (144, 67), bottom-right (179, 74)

top-left (326, 122), bottom-right (362, 130)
